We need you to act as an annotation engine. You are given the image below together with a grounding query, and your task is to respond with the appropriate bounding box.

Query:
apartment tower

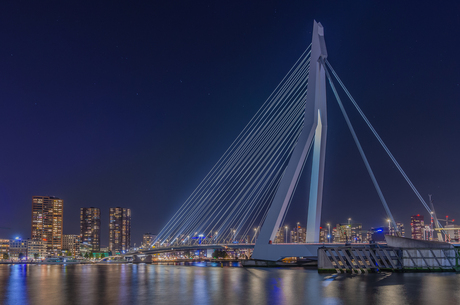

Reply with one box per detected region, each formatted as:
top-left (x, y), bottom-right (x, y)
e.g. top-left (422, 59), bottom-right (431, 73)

top-left (109, 207), bottom-right (131, 254)
top-left (31, 196), bottom-right (64, 255)
top-left (80, 208), bottom-right (101, 252)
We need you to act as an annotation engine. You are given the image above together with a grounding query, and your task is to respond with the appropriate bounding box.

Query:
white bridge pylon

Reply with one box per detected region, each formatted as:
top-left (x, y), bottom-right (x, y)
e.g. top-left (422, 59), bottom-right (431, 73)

top-left (252, 21), bottom-right (328, 261)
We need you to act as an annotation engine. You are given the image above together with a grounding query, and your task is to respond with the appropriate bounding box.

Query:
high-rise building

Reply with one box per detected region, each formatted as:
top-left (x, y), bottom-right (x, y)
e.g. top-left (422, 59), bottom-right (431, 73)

top-left (142, 233), bottom-right (157, 248)
top-left (274, 226), bottom-right (288, 243)
top-left (80, 208), bottom-right (101, 252)
top-left (31, 196), bottom-right (64, 255)
top-left (319, 226), bottom-right (328, 243)
top-left (109, 207), bottom-right (131, 253)
top-left (411, 214), bottom-right (424, 240)
top-left (290, 226), bottom-right (306, 243)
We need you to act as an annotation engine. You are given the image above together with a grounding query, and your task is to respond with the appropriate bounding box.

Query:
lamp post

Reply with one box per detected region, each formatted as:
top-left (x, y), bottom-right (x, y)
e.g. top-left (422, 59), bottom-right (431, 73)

top-left (327, 223), bottom-right (331, 243)
top-left (387, 219), bottom-right (391, 235)
top-left (285, 226), bottom-right (288, 243)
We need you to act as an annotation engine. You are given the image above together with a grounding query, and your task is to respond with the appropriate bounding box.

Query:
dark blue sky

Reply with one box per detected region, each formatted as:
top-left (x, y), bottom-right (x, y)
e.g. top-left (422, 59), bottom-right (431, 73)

top-left (1, 1), bottom-right (459, 245)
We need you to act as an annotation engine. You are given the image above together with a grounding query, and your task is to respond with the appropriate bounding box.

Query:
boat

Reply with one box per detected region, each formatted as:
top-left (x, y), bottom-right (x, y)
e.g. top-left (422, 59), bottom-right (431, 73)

top-left (98, 256), bottom-right (130, 263)
top-left (41, 256), bottom-right (82, 264)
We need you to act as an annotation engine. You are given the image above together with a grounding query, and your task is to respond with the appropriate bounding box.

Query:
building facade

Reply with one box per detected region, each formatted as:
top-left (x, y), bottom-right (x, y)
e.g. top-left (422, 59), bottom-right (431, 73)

top-left (0, 239), bottom-right (10, 258)
top-left (142, 233), bottom-right (157, 248)
top-left (9, 239), bottom-right (28, 259)
top-left (411, 214), bottom-right (425, 240)
top-left (274, 226), bottom-right (288, 243)
top-left (80, 208), bottom-right (101, 252)
top-left (290, 226), bottom-right (306, 243)
top-left (109, 207), bottom-right (131, 253)
top-left (27, 239), bottom-right (45, 259)
top-left (31, 196), bottom-right (64, 255)
top-left (62, 234), bottom-right (81, 256)
top-left (389, 222), bottom-right (405, 237)
top-left (334, 223), bottom-right (363, 243)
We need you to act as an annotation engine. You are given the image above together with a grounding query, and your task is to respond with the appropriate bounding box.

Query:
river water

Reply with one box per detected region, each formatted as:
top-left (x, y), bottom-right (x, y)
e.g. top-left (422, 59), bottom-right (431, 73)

top-left (1, 263), bottom-right (460, 305)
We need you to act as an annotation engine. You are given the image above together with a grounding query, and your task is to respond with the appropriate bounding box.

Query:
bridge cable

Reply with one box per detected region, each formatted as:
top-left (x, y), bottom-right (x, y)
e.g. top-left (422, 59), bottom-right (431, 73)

top-left (322, 59), bottom-right (400, 235)
top-left (325, 60), bottom-right (445, 234)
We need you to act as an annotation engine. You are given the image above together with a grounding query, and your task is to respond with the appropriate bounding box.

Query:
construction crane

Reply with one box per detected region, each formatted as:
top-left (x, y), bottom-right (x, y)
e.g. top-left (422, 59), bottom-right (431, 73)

top-left (438, 215), bottom-right (454, 226)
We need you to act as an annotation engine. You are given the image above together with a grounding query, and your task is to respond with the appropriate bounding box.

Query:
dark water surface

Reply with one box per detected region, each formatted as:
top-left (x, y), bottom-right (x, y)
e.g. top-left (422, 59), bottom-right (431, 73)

top-left (1, 264), bottom-right (460, 305)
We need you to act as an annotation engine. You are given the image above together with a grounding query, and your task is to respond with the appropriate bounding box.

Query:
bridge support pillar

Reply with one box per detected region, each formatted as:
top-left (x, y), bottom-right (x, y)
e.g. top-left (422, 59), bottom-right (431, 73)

top-left (253, 20), bottom-right (328, 261)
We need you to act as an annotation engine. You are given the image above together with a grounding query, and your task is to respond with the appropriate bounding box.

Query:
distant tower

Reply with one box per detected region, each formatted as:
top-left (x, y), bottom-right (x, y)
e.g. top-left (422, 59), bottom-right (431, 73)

top-left (109, 207), bottom-right (131, 253)
top-left (31, 196), bottom-right (64, 255)
top-left (142, 233), bottom-right (157, 248)
top-left (80, 207), bottom-right (101, 252)
top-left (411, 214), bottom-right (424, 240)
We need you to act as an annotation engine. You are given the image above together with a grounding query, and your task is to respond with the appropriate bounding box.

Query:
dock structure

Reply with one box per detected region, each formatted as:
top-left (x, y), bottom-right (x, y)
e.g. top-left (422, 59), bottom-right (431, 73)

top-left (318, 236), bottom-right (460, 273)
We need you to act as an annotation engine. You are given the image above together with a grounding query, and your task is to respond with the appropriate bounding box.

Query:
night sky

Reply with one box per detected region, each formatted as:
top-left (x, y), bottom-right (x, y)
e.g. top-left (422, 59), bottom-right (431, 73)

top-left (1, 1), bottom-right (459, 245)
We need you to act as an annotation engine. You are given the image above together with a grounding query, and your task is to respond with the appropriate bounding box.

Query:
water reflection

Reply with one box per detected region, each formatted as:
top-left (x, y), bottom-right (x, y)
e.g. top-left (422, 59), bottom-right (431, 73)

top-left (1, 264), bottom-right (460, 304)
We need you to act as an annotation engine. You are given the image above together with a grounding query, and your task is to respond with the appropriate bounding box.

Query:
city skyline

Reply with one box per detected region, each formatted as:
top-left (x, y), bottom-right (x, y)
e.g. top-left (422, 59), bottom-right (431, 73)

top-left (1, 2), bottom-right (459, 245)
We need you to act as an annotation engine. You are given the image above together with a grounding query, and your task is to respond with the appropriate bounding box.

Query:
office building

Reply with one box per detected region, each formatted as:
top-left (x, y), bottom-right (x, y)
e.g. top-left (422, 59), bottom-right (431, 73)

top-left (80, 208), bottom-right (101, 252)
top-left (109, 207), bottom-right (131, 253)
top-left (411, 214), bottom-right (424, 240)
top-left (31, 196), bottom-right (64, 255)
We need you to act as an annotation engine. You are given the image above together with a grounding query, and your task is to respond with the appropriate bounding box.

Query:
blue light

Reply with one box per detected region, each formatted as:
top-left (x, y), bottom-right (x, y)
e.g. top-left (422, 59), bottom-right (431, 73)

top-left (376, 229), bottom-right (383, 232)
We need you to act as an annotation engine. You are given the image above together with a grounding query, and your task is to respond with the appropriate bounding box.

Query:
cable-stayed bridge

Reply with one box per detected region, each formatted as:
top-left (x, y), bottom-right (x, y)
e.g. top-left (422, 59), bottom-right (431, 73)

top-left (140, 21), bottom-right (446, 261)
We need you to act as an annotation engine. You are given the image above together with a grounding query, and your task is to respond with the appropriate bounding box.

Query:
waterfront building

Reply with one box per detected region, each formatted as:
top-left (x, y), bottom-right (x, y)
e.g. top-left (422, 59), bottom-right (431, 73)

top-left (27, 239), bottom-right (45, 259)
top-left (31, 196), bottom-right (64, 255)
top-left (411, 214), bottom-right (424, 240)
top-left (0, 239), bottom-right (9, 256)
top-left (142, 233), bottom-right (157, 248)
top-left (109, 207), bottom-right (131, 254)
top-left (80, 207), bottom-right (101, 252)
top-left (9, 239), bottom-right (28, 259)
top-left (62, 234), bottom-right (81, 256)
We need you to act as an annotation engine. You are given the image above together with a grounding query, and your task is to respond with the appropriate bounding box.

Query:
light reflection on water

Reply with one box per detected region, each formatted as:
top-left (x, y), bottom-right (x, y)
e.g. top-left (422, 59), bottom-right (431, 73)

top-left (1, 264), bottom-right (460, 305)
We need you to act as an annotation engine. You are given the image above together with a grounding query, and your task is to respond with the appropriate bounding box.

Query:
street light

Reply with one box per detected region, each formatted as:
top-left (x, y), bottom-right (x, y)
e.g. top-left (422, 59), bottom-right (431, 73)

top-left (387, 219), bottom-right (391, 235)
top-left (327, 223), bottom-right (331, 243)
top-left (285, 226), bottom-right (288, 243)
